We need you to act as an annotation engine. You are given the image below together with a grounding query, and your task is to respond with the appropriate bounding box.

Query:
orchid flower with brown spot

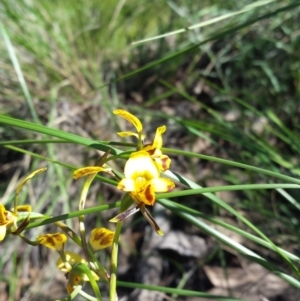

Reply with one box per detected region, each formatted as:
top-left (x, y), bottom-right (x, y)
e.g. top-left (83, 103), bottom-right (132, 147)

top-left (117, 150), bottom-right (175, 206)
top-left (0, 204), bottom-right (32, 241)
top-left (56, 251), bottom-right (100, 294)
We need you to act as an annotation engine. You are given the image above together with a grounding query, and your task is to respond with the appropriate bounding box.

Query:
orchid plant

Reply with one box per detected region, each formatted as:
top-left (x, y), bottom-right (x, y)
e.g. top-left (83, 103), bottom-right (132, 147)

top-left (0, 109), bottom-right (175, 301)
top-left (3, 108), bottom-right (298, 301)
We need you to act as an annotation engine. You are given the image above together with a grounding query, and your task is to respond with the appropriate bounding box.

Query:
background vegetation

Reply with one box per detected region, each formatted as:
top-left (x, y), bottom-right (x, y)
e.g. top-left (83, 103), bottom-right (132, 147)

top-left (0, 0), bottom-right (300, 300)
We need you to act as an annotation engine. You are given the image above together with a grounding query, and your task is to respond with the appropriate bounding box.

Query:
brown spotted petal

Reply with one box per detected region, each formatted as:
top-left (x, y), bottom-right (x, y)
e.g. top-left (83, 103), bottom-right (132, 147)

top-left (37, 232), bottom-right (67, 251)
top-left (73, 166), bottom-right (109, 179)
top-left (89, 228), bottom-right (114, 251)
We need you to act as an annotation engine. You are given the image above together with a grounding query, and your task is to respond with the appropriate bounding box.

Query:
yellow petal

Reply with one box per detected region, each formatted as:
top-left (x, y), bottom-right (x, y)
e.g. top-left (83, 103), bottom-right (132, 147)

top-left (117, 132), bottom-right (146, 141)
top-left (16, 167), bottom-right (47, 195)
top-left (89, 227), bottom-right (114, 251)
top-left (37, 232), bottom-right (67, 251)
top-left (0, 205), bottom-right (16, 227)
top-left (73, 166), bottom-right (108, 179)
top-left (124, 151), bottom-right (160, 179)
top-left (15, 205), bottom-right (32, 212)
top-left (116, 131), bottom-right (139, 138)
top-left (117, 178), bottom-right (135, 191)
top-left (0, 204), bottom-right (7, 224)
top-left (138, 184), bottom-right (156, 206)
top-left (154, 155), bottom-right (171, 171)
top-left (0, 225), bottom-right (7, 241)
top-left (151, 178), bottom-right (175, 192)
top-left (152, 126), bottom-right (166, 149)
top-left (113, 109), bottom-right (143, 133)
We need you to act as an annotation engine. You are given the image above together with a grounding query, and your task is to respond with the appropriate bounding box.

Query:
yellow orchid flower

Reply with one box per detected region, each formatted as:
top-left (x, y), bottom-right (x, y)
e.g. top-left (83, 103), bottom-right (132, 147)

top-left (117, 150), bottom-right (175, 206)
top-left (0, 204), bottom-right (17, 241)
top-left (36, 232), bottom-right (67, 251)
top-left (89, 227), bottom-right (114, 251)
top-left (0, 167), bottom-right (47, 241)
top-left (0, 204), bottom-right (32, 241)
top-left (57, 251), bottom-right (100, 294)
top-left (57, 251), bottom-right (99, 280)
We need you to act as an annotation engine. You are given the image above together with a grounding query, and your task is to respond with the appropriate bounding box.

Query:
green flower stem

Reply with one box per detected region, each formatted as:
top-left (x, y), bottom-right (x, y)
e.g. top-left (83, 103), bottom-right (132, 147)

top-left (78, 173), bottom-right (98, 263)
top-left (79, 216), bottom-right (90, 264)
top-left (109, 221), bottom-right (122, 301)
top-left (18, 234), bottom-right (39, 246)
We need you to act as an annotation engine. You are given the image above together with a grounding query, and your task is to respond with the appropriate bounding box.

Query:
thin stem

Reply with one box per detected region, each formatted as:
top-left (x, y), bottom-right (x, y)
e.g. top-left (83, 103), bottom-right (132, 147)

top-left (79, 216), bottom-right (90, 262)
top-left (109, 221), bottom-right (122, 301)
top-left (18, 234), bottom-right (39, 246)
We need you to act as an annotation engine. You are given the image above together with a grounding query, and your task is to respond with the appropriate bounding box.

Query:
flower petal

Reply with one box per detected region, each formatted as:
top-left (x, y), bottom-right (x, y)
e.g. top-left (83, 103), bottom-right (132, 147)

top-left (113, 109), bottom-right (143, 133)
top-left (124, 151), bottom-right (160, 179)
top-left (152, 126), bottom-right (166, 149)
top-left (117, 178), bottom-right (135, 191)
top-left (151, 178), bottom-right (175, 192)
top-left (0, 204), bottom-right (16, 229)
top-left (116, 131), bottom-right (139, 138)
top-left (154, 154), bottom-right (171, 171)
top-left (109, 206), bottom-right (141, 222)
top-left (16, 205), bottom-right (32, 212)
top-left (16, 167), bottom-right (47, 195)
top-left (138, 184), bottom-right (156, 206)
top-left (73, 166), bottom-right (108, 179)
top-left (37, 232), bottom-right (67, 251)
top-left (0, 225), bottom-right (7, 241)
top-left (89, 227), bottom-right (114, 251)
top-left (0, 204), bottom-right (7, 224)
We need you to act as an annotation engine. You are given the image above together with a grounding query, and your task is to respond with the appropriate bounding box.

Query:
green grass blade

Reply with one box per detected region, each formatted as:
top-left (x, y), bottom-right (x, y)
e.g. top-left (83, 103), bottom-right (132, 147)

top-left (0, 22), bottom-right (40, 123)
top-left (0, 114), bottom-right (122, 155)
top-left (163, 150), bottom-right (300, 185)
top-left (117, 281), bottom-right (248, 300)
top-left (108, 1), bottom-right (300, 85)
top-left (160, 198), bottom-right (300, 289)
top-left (158, 199), bottom-right (300, 262)
top-left (132, 0), bottom-right (277, 44)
